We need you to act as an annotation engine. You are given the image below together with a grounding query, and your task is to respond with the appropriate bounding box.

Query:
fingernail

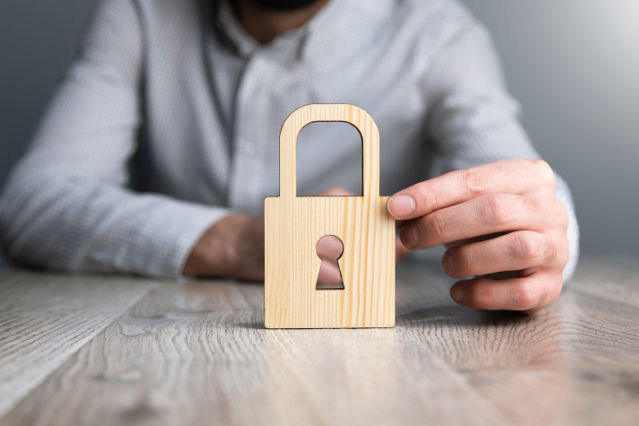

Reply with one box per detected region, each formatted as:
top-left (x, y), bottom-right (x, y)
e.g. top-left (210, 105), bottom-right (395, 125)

top-left (443, 249), bottom-right (453, 274)
top-left (400, 225), bottom-right (419, 248)
top-left (451, 285), bottom-right (464, 302)
top-left (388, 195), bottom-right (415, 217)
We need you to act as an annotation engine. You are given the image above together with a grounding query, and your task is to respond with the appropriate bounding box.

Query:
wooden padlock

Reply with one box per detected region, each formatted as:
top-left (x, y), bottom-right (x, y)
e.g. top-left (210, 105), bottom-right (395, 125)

top-left (265, 104), bottom-right (395, 328)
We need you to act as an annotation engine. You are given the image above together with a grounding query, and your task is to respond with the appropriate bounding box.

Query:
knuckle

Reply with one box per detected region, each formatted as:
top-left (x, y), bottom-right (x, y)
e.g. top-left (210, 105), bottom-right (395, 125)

top-left (427, 184), bottom-right (442, 212)
top-left (530, 159), bottom-right (555, 188)
top-left (425, 212), bottom-right (448, 242)
top-left (545, 241), bottom-right (558, 265)
top-left (462, 167), bottom-right (486, 196)
top-left (511, 281), bottom-right (540, 310)
top-left (482, 195), bottom-right (513, 225)
top-left (535, 275), bottom-right (564, 311)
top-left (512, 233), bottom-right (548, 264)
top-left (523, 192), bottom-right (542, 212)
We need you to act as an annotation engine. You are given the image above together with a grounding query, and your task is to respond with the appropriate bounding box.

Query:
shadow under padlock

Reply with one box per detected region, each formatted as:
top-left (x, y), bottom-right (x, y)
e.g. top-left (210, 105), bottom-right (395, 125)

top-left (264, 104), bottom-right (396, 329)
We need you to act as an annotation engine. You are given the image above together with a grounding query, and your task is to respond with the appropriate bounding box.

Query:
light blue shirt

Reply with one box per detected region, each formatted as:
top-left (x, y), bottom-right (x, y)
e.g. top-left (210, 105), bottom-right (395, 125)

top-left (0, 0), bottom-right (578, 278)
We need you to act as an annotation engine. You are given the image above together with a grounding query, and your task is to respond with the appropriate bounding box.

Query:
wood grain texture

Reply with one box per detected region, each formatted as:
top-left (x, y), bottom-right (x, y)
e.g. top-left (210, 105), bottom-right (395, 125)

top-left (1, 258), bottom-right (638, 426)
top-left (0, 260), bottom-right (639, 425)
top-left (265, 104), bottom-right (395, 328)
top-left (0, 271), bottom-right (152, 417)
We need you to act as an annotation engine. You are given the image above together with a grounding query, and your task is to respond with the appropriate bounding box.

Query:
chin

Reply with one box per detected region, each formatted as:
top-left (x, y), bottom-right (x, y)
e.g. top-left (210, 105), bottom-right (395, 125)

top-left (247, 0), bottom-right (322, 11)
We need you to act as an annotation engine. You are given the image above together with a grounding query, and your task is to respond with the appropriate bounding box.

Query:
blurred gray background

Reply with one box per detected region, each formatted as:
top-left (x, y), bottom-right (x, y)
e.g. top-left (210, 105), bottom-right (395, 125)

top-left (1, 0), bottom-right (638, 261)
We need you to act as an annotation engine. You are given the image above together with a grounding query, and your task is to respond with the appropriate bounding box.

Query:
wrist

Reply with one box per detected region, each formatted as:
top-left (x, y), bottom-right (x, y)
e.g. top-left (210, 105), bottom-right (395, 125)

top-left (183, 215), bottom-right (244, 277)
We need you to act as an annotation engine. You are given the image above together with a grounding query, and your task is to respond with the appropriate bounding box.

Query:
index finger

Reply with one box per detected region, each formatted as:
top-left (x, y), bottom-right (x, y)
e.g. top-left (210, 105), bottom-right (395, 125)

top-left (387, 159), bottom-right (554, 220)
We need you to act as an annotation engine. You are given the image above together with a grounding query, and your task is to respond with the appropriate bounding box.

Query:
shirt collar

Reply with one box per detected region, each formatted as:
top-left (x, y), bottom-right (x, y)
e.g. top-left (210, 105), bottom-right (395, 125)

top-left (214, 0), bottom-right (259, 58)
top-left (213, 0), bottom-right (380, 62)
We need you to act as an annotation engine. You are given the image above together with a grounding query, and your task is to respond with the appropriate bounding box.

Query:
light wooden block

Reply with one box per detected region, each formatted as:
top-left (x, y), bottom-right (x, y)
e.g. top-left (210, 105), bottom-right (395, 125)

top-left (264, 104), bottom-right (395, 328)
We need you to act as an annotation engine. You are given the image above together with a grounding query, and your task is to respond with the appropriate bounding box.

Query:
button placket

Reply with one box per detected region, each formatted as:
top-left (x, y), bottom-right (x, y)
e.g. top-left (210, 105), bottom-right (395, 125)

top-left (227, 54), bottom-right (270, 214)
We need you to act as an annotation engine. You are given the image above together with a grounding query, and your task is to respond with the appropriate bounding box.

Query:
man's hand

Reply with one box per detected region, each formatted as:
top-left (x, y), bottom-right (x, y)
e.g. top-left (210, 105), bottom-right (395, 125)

top-left (183, 214), bottom-right (265, 281)
top-left (387, 159), bottom-right (570, 313)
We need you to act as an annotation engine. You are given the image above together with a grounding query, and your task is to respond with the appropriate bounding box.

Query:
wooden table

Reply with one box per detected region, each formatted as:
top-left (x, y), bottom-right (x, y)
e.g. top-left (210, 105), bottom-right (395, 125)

top-left (1, 258), bottom-right (638, 426)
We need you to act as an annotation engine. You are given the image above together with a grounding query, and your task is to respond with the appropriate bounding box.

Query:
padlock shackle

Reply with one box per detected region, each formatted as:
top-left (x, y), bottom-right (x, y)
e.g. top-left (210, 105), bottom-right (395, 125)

top-left (279, 104), bottom-right (381, 199)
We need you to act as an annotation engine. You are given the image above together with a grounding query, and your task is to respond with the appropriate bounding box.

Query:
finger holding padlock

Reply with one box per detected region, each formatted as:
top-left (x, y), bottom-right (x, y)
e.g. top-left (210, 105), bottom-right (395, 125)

top-left (385, 159), bottom-right (569, 313)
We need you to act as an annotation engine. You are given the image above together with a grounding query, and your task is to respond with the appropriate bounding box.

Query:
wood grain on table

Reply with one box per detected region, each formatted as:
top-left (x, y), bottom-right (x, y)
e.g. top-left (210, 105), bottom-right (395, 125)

top-left (0, 258), bottom-right (638, 426)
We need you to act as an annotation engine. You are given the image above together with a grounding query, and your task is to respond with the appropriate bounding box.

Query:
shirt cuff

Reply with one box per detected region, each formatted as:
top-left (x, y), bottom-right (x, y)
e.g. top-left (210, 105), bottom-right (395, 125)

top-left (555, 176), bottom-right (580, 283)
top-left (123, 197), bottom-right (231, 278)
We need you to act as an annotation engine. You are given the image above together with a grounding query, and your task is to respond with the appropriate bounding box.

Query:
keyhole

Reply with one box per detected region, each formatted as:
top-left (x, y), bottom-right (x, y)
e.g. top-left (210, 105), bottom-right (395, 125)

top-left (315, 235), bottom-right (345, 290)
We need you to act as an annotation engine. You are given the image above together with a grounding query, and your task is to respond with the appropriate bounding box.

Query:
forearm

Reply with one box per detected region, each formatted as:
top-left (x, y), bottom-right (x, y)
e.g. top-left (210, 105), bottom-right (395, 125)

top-left (0, 170), bottom-right (227, 278)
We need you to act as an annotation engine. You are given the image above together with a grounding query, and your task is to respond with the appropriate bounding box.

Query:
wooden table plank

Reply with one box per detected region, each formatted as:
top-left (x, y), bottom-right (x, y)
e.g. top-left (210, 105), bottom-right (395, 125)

top-left (1, 259), bottom-right (639, 426)
top-left (0, 271), bottom-right (154, 417)
top-left (397, 265), bottom-right (639, 426)
top-left (568, 256), bottom-right (639, 307)
top-left (464, 290), bottom-right (639, 426)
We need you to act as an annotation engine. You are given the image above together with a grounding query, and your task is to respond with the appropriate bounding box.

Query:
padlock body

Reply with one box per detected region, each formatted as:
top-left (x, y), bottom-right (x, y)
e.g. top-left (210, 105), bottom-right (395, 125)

top-left (264, 196), bottom-right (395, 328)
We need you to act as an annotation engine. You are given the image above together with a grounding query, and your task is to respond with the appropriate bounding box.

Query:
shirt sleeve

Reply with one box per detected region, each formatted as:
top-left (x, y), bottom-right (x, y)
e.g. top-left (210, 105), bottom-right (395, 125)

top-left (0, 0), bottom-right (229, 277)
top-left (422, 22), bottom-right (580, 281)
